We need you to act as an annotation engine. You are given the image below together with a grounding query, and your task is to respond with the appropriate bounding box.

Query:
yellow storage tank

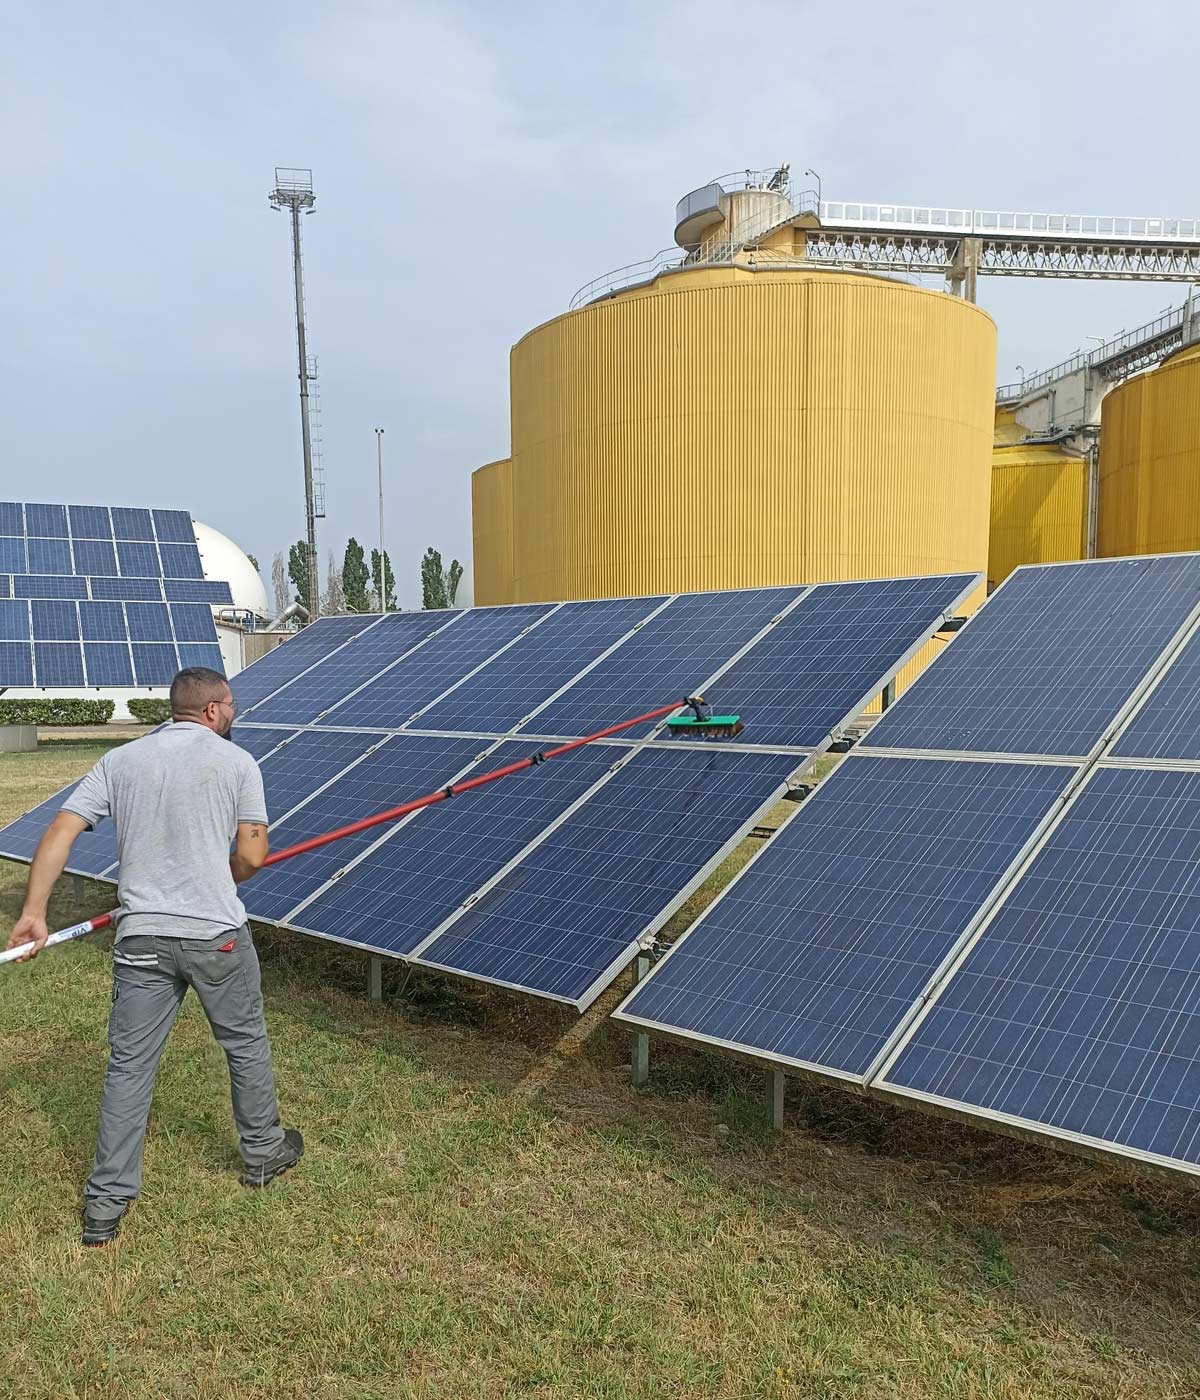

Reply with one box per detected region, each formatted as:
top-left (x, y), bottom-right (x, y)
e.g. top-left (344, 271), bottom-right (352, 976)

top-left (474, 262), bottom-right (996, 603)
top-left (988, 406), bottom-right (1088, 589)
top-left (1098, 343), bottom-right (1200, 558)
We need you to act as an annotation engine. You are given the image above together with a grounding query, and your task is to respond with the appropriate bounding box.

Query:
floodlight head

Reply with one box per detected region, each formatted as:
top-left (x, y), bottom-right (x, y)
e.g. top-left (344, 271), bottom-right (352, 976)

top-left (270, 166), bottom-right (316, 211)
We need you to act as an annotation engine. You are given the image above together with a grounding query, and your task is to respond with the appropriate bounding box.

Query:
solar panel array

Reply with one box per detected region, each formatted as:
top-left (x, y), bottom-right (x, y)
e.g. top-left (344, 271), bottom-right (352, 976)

top-left (0, 503), bottom-right (230, 687)
top-left (0, 573), bottom-right (976, 1010)
top-left (618, 554), bottom-right (1200, 1178)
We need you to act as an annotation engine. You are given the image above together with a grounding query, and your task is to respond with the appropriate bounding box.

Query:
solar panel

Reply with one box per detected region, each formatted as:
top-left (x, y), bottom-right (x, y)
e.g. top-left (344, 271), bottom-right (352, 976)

top-left (28, 538), bottom-right (72, 574)
top-left (117, 541), bottom-right (160, 577)
top-left (178, 644), bottom-right (225, 671)
top-left (242, 734), bottom-right (488, 925)
top-left (0, 643), bottom-right (33, 685)
top-left (131, 643), bottom-right (178, 686)
top-left (159, 543), bottom-right (205, 578)
top-left (708, 575), bottom-right (976, 749)
top-left (288, 739), bottom-right (621, 956)
top-left (1110, 625), bottom-right (1200, 761)
top-left (79, 601), bottom-right (126, 641)
top-left (111, 507), bottom-right (154, 540)
top-left (169, 603), bottom-right (219, 643)
top-left (68, 504), bottom-right (113, 539)
top-left (11, 574), bottom-right (89, 599)
top-left (309, 605), bottom-right (554, 730)
top-left (162, 579), bottom-right (234, 605)
top-left (84, 644), bottom-right (134, 686)
top-left (0, 538), bottom-right (26, 573)
top-left (31, 599), bottom-right (80, 641)
top-left (413, 598), bottom-right (666, 736)
top-left (72, 540), bottom-right (119, 576)
top-left (0, 577), bottom-right (9, 598)
top-left (878, 766), bottom-right (1200, 1175)
top-left (89, 577), bottom-right (163, 601)
top-left (26, 503), bottom-right (68, 537)
top-left (231, 725), bottom-right (298, 761)
top-left (415, 747), bottom-right (799, 1007)
top-left (0, 600), bottom-right (30, 640)
top-left (125, 602), bottom-right (173, 642)
top-left (0, 503), bottom-right (23, 534)
top-left (866, 557), bottom-right (1200, 758)
top-left (530, 588), bottom-right (804, 738)
top-left (615, 756), bottom-right (1072, 1079)
top-left (232, 615), bottom-right (382, 713)
top-left (0, 782), bottom-right (119, 876)
top-left (152, 509), bottom-right (196, 543)
top-left (247, 610), bottom-right (460, 725)
top-left (35, 642), bottom-right (86, 687)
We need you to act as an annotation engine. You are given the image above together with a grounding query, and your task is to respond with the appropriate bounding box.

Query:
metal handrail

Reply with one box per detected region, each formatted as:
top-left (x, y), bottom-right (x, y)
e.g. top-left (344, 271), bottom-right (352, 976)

top-left (820, 202), bottom-right (1200, 242)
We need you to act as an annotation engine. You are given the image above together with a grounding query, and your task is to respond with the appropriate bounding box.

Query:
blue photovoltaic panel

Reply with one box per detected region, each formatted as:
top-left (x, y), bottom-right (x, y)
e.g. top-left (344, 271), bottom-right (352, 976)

top-left (0, 503), bottom-right (23, 534)
top-left (232, 726), bottom-right (298, 761)
top-left (91, 577), bottom-right (163, 602)
top-left (163, 579), bottom-right (233, 605)
top-left (317, 605), bottom-right (554, 730)
top-left (257, 728), bottom-right (385, 820)
top-left (79, 601), bottom-right (126, 641)
top-left (867, 556), bottom-right (1200, 757)
top-left (152, 509), bottom-right (195, 543)
top-left (84, 644), bottom-right (134, 686)
top-left (1111, 627), bottom-right (1200, 761)
top-left (233, 616), bottom-right (383, 713)
top-left (35, 643), bottom-right (85, 686)
top-left (418, 747), bottom-right (799, 1006)
top-left (69, 504), bottom-right (113, 539)
top-left (532, 587), bottom-right (803, 738)
top-left (27, 538), bottom-right (73, 574)
top-left (12, 574), bottom-right (89, 599)
top-left (31, 599), bottom-right (80, 640)
top-left (117, 541), bottom-right (160, 577)
top-left (0, 782), bottom-right (119, 876)
top-left (616, 756), bottom-right (1070, 1079)
top-left (414, 597), bottom-right (665, 735)
top-left (292, 739), bottom-right (618, 956)
top-left (882, 767), bottom-right (1200, 1173)
top-left (159, 542), bottom-right (204, 578)
top-left (25, 503), bottom-right (68, 537)
top-left (0, 538), bottom-right (26, 573)
top-left (169, 603), bottom-right (218, 643)
top-left (125, 602), bottom-right (172, 642)
top-left (132, 644), bottom-right (178, 686)
top-left (0, 643), bottom-right (33, 685)
top-left (111, 507), bottom-right (155, 540)
top-left (0, 577), bottom-right (9, 598)
top-left (248, 611), bottom-right (455, 725)
top-left (243, 734), bottom-right (487, 924)
top-left (72, 539), bottom-right (119, 575)
top-left (0, 600), bottom-right (30, 640)
top-left (706, 574), bottom-right (975, 750)
top-left (178, 644), bottom-right (225, 672)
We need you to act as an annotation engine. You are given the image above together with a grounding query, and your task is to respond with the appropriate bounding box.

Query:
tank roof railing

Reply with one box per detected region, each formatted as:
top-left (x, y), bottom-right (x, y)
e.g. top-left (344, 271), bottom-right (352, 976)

top-left (996, 290), bottom-right (1200, 403)
top-left (822, 203), bottom-right (1200, 244)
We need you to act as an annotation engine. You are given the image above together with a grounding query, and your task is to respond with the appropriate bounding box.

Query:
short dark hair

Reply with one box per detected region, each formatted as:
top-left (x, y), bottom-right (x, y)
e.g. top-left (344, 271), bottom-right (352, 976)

top-left (170, 667), bottom-right (229, 715)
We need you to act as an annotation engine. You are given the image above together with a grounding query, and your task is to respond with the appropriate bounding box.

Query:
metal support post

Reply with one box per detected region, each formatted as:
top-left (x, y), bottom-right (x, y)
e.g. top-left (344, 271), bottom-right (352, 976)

top-left (768, 1069), bottom-right (785, 1129)
top-left (375, 427), bottom-right (386, 612)
top-left (368, 955), bottom-right (383, 1005)
top-left (1086, 441), bottom-right (1100, 559)
top-left (631, 953), bottom-right (650, 1087)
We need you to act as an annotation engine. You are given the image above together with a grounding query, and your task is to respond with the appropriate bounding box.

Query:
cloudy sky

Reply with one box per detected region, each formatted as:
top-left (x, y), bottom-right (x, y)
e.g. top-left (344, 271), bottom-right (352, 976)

top-left (3, 1), bottom-right (1195, 607)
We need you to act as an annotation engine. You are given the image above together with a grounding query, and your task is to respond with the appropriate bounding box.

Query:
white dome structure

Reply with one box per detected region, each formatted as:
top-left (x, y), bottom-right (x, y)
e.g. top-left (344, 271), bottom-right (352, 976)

top-left (193, 520), bottom-right (269, 617)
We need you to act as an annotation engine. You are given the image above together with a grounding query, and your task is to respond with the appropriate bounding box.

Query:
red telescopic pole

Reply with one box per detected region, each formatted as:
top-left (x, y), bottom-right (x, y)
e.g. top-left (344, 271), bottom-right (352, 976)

top-left (2, 699), bottom-right (695, 965)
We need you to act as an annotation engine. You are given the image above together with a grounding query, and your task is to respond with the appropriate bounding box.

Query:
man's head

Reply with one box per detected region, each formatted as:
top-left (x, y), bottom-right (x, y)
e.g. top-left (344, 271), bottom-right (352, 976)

top-left (169, 667), bottom-right (236, 737)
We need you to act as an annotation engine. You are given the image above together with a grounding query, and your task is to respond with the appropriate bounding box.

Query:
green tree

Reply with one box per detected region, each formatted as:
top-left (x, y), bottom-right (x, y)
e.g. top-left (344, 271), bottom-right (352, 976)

top-left (287, 541), bottom-right (313, 611)
top-left (323, 549), bottom-right (345, 614)
top-left (342, 538), bottom-right (371, 613)
top-left (371, 548), bottom-right (398, 610)
top-left (421, 547), bottom-right (465, 610)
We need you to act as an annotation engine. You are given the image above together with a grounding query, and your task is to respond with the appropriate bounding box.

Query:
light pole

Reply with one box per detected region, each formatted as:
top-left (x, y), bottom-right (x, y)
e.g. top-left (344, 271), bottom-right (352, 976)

top-left (805, 167), bottom-right (822, 209)
top-left (375, 427), bottom-right (386, 612)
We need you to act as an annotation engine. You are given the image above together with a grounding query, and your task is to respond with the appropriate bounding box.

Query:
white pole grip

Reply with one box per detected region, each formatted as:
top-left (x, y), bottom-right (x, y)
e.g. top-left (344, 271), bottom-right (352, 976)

top-left (0, 918), bottom-right (101, 966)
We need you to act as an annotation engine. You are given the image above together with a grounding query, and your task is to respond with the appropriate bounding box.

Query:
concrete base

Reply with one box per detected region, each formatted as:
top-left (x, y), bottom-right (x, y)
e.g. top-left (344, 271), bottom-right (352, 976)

top-left (0, 725), bottom-right (37, 752)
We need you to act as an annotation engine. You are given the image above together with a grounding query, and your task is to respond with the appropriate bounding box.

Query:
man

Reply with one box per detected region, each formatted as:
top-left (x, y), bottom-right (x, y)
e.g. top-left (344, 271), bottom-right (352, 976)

top-left (6, 667), bottom-right (302, 1247)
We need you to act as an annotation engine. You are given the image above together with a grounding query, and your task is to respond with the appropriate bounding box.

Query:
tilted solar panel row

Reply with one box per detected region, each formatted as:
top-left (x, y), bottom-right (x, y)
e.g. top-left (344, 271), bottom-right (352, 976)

top-left (0, 575), bottom-right (233, 604)
top-left (618, 553), bottom-right (1200, 1177)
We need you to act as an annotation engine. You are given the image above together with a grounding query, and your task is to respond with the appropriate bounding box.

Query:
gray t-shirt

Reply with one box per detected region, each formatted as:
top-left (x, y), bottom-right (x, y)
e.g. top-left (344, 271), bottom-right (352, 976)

top-left (63, 721), bottom-right (268, 941)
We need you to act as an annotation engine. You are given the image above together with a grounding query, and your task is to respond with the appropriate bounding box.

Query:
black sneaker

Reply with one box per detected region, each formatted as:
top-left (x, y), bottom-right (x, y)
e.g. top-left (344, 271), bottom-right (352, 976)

top-left (81, 1207), bottom-right (126, 1248)
top-left (240, 1128), bottom-right (304, 1188)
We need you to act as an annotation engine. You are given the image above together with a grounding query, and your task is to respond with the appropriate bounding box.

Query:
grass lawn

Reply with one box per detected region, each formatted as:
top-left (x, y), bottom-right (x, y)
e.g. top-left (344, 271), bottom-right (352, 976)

top-left (2, 737), bottom-right (1200, 1398)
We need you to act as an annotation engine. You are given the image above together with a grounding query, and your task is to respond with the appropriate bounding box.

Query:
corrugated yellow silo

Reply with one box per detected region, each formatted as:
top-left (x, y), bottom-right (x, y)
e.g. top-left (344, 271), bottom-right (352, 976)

top-left (1099, 343), bottom-right (1200, 557)
top-left (988, 406), bottom-right (1088, 588)
top-left (473, 179), bottom-right (996, 605)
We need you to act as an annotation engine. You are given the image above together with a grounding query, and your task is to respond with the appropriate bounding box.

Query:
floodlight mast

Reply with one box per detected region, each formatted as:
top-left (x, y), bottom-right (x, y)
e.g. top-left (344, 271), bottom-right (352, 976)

top-left (269, 167), bottom-right (320, 621)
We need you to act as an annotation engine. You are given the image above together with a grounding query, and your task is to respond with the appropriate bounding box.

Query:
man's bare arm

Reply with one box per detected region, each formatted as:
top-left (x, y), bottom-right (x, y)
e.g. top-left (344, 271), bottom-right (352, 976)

top-left (231, 822), bottom-right (269, 883)
top-left (5, 811), bottom-right (91, 960)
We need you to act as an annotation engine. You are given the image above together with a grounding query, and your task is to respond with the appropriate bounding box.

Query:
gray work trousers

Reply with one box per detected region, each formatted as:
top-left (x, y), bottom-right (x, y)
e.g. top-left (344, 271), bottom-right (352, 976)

top-left (85, 925), bottom-right (286, 1217)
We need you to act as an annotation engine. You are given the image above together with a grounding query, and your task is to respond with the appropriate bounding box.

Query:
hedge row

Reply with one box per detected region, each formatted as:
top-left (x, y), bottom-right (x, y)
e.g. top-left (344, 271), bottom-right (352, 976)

top-left (127, 699), bottom-right (173, 725)
top-left (0, 699), bottom-right (116, 726)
